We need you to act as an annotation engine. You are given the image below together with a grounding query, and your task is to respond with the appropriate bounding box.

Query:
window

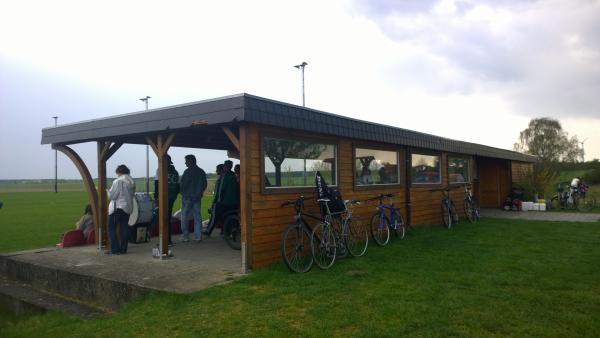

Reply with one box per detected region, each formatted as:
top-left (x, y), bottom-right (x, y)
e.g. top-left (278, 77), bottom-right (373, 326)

top-left (355, 148), bottom-right (399, 185)
top-left (263, 137), bottom-right (336, 188)
top-left (411, 153), bottom-right (441, 184)
top-left (449, 156), bottom-right (470, 183)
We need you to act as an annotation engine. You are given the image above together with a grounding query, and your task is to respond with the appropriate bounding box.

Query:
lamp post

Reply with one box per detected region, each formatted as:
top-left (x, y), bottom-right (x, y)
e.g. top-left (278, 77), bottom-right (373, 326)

top-left (580, 138), bottom-right (588, 162)
top-left (53, 116), bottom-right (58, 193)
top-left (294, 62), bottom-right (308, 184)
top-left (140, 96), bottom-right (151, 194)
top-left (294, 62), bottom-right (307, 107)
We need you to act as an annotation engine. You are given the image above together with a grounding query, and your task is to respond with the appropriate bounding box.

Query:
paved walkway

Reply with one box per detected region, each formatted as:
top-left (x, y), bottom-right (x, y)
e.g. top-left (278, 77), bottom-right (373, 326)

top-left (482, 208), bottom-right (600, 222)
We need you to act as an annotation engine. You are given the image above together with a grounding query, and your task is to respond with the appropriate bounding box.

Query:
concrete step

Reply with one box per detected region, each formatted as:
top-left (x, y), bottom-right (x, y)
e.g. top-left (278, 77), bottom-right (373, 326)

top-left (0, 277), bottom-right (105, 318)
top-left (0, 251), bottom-right (154, 312)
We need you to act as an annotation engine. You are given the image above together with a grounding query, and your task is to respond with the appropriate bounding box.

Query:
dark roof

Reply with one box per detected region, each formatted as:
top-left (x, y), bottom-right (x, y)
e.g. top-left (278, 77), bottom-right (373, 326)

top-left (41, 93), bottom-right (536, 162)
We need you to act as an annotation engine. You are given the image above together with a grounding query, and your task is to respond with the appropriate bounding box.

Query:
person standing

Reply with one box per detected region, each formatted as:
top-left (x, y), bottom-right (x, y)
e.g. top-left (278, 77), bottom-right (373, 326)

top-left (107, 164), bottom-right (135, 254)
top-left (154, 154), bottom-right (180, 245)
top-left (179, 155), bottom-right (207, 242)
top-left (213, 160), bottom-right (239, 235)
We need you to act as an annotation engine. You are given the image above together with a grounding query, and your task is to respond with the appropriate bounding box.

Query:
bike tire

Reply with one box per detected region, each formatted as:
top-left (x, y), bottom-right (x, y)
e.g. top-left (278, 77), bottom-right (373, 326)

top-left (392, 211), bottom-right (406, 239)
top-left (577, 196), bottom-right (596, 212)
top-left (449, 201), bottom-right (459, 225)
top-left (223, 214), bottom-right (241, 250)
top-left (441, 202), bottom-right (452, 229)
top-left (344, 217), bottom-right (368, 257)
top-left (464, 199), bottom-right (475, 223)
top-left (281, 223), bottom-right (313, 273)
top-left (369, 212), bottom-right (390, 246)
top-left (550, 196), bottom-right (561, 210)
top-left (311, 222), bottom-right (336, 270)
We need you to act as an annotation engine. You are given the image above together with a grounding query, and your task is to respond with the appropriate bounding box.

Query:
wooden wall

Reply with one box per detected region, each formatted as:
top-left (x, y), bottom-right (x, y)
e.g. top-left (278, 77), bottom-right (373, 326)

top-left (245, 124), bottom-right (513, 268)
top-left (511, 161), bottom-right (532, 186)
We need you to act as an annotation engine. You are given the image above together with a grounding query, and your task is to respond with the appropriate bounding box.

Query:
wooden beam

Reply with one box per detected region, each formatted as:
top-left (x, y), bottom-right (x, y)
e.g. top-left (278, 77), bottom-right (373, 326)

top-left (221, 127), bottom-right (240, 151)
top-left (239, 125), bottom-right (252, 272)
top-left (146, 134), bottom-right (175, 256)
top-left (56, 145), bottom-right (100, 248)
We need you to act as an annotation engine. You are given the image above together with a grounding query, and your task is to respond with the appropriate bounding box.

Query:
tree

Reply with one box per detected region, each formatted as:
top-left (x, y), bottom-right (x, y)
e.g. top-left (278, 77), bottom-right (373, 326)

top-left (513, 117), bottom-right (582, 163)
top-left (264, 139), bottom-right (326, 186)
top-left (513, 117), bottom-right (583, 198)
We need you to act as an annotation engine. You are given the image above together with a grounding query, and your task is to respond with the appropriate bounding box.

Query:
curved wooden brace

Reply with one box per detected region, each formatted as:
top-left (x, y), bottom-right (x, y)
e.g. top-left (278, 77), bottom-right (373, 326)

top-left (55, 145), bottom-right (100, 239)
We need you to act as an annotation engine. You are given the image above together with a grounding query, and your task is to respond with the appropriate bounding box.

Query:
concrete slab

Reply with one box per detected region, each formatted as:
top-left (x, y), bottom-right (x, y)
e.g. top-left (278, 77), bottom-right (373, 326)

top-left (4, 235), bottom-right (243, 294)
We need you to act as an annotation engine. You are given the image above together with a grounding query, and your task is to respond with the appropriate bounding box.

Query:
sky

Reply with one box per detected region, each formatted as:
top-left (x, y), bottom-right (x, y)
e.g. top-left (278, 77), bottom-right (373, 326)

top-left (0, 0), bottom-right (598, 179)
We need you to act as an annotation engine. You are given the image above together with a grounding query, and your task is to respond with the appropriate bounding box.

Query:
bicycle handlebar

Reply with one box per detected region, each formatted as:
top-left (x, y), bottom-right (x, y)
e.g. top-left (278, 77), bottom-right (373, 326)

top-left (364, 193), bottom-right (395, 202)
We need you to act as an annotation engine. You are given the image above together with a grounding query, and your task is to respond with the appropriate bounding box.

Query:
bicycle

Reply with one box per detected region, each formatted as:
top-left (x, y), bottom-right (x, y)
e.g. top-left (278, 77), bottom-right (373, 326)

top-left (463, 183), bottom-right (480, 223)
top-left (280, 196), bottom-right (321, 273)
top-left (366, 193), bottom-right (406, 246)
top-left (551, 181), bottom-right (597, 212)
top-left (311, 198), bottom-right (368, 269)
top-left (432, 187), bottom-right (459, 229)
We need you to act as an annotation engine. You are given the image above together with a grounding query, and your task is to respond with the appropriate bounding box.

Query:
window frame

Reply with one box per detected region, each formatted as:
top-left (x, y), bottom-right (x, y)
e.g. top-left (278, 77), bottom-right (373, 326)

top-left (352, 144), bottom-right (402, 190)
top-left (260, 132), bottom-right (339, 194)
top-left (447, 154), bottom-right (472, 185)
top-left (410, 151), bottom-right (443, 186)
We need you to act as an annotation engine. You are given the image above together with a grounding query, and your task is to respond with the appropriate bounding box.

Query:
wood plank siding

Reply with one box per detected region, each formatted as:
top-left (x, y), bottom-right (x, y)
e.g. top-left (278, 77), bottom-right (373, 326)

top-left (245, 124), bottom-right (507, 268)
top-left (511, 161), bottom-right (532, 186)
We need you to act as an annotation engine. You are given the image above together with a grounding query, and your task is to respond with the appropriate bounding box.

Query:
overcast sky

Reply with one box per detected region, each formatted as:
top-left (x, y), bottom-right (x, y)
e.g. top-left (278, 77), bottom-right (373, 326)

top-left (1, 0), bottom-right (598, 179)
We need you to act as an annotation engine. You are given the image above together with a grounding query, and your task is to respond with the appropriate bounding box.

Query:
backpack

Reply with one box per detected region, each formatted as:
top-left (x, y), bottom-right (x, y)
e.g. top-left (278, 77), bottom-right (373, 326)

top-left (315, 171), bottom-right (345, 214)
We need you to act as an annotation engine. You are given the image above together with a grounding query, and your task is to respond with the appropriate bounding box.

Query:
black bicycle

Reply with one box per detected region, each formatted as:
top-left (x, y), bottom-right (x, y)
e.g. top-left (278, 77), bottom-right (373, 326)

top-left (432, 188), bottom-right (459, 229)
top-left (463, 183), bottom-right (480, 223)
top-left (366, 193), bottom-right (406, 246)
top-left (280, 196), bottom-right (321, 273)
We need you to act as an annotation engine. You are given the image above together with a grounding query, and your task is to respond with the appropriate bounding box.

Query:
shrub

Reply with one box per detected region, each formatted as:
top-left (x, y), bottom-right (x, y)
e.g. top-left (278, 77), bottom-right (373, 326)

top-left (583, 168), bottom-right (600, 184)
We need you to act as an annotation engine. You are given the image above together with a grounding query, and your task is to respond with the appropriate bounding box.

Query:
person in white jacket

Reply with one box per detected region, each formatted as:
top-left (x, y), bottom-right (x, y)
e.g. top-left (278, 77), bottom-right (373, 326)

top-left (107, 164), bottom-right (136, 254)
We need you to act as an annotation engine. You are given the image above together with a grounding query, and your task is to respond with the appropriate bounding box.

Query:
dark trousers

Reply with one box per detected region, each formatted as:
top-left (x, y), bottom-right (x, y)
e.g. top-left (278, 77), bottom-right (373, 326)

top-left (108, 208), bottom-right (129, 254)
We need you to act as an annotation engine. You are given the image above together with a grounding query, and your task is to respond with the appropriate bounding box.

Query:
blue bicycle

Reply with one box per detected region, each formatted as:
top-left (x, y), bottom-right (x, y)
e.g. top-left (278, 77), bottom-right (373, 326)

top-left (367, 193), bottom-right (406, 246)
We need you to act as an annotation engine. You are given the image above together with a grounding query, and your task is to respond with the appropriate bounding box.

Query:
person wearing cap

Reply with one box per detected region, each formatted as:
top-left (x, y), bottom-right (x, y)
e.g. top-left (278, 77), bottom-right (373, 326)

top-left (179, 154), bottom-right (207, 242)
top-left (154, 154), bottom-right (180, 245)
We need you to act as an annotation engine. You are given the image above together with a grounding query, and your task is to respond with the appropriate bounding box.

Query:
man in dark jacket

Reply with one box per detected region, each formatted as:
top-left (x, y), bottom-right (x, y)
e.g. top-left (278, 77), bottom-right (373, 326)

top-left (154, 154), bottom-right (180, 245)
top-left (179, 155), bottom-right (207, 241)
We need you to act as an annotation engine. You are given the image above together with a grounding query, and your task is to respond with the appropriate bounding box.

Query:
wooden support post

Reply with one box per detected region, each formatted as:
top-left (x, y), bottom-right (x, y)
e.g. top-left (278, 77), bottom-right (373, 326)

top-left (221, 126), bottom-right (240, 151)
top-left (146, 134), bottom-right (175, 256)
top-left (97, 141), bottom-right (123, 251)
top-left (55, 145), bottom-right (100, 242)
top-left (238, 125), bottom-right (252, 272)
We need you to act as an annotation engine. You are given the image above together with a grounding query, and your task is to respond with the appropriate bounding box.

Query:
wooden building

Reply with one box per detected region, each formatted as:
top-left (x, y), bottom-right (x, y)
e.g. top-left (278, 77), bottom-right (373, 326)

top-left (41, 94), bottom-right (535, 269)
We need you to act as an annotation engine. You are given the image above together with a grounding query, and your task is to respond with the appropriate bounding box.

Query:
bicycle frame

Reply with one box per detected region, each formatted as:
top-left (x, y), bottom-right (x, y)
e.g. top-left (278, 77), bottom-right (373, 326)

top-left (374, 196), bottom-right (401, 231)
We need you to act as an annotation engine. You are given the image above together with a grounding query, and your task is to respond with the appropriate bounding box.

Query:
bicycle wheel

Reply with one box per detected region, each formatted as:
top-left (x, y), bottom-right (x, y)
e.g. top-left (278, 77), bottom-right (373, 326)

top-left (441, 202), bottom-right (452, 229)
top-left (311, 222), bottom-right (336, 270)
top-left (332, 218), bottom-right (348, 258)
top-left (281, 223), bottom-right (313, 273)
top-left (449, 201), bottom-right (459, 225)
top-left (577, 196), bottom-right (596, 212)
top-left (223, 214), bottom-right (241, 250)
top-left (392, 211), bottom-right (406, 239)
top-left (464, 199), bottom-right (475, 223)
top-left (369, 212), bottom-right (390, 246)
top-left (344, 217), bottom-right (368, 257)
top-left (550, 195), bottom-right (561, 210)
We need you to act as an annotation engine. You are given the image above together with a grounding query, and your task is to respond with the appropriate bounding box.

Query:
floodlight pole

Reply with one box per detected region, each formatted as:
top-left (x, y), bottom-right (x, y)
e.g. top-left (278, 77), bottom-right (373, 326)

top-left (294, 62), bottom-right (307, 107)
top-left (140, 96), bottom-right (151, 194)
top-left (580, 138), bottom-right (588, 162)
top-left (53, 116), bottom-right (58, 193)
top-left (294, 62), bottom-right (308, 184)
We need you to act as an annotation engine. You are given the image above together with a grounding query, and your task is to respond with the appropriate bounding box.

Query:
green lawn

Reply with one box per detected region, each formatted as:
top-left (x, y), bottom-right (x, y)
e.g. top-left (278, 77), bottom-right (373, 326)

top-left (0, 192), bottom-right (214, 253)
top-left (1, 218), bottom-right (599, 337)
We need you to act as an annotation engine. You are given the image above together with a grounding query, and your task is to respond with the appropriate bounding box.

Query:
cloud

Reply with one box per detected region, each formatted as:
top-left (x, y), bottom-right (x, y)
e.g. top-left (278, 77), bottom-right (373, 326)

top-left (351, 0), bottom-right (600, 118)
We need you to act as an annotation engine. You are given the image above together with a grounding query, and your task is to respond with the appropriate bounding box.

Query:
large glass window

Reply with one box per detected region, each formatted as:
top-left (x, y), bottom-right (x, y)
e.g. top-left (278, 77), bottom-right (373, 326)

top-left (449, 156), bottom-right (470, 184)
top-left (263, 137), bottom-right (336, 188)
top-left (355, 148), bottom-right (399, 185)
top-left (411, 153), bottom-right (441, 184)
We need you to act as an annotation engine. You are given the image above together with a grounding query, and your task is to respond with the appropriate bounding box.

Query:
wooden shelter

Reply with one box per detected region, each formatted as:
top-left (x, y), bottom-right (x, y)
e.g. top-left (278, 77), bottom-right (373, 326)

top-left (41, 93), bottom-right (535, 269)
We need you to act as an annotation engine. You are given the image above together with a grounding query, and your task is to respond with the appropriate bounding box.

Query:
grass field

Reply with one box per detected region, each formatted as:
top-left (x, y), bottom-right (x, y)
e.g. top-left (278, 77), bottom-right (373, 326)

top-left (1, 218), bottom-right (599, 337)
top-left (0, 190), bottom-right (215, 253)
